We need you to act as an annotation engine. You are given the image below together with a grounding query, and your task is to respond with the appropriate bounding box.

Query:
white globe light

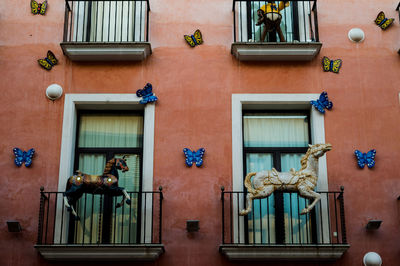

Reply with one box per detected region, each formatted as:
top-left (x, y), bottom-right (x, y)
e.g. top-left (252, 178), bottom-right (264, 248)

top-left (46, 84), bottom-right (63, 101)
top-left (348, 28), bottom-right (365, 43)
top-left (363, 252), bottom-right (382, 266)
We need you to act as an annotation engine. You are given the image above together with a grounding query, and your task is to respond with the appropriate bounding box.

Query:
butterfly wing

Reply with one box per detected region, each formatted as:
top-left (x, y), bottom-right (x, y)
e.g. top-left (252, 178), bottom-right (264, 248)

top-left (318, 91), bottom-right (333, 110)
top-left (310, 100), bottom-right (325, 114)
top-left (13, 148), bottom-right (24, 167)
top-left (375, 11), bottom-right (385, 26)
top-left (38, 59), bottom-right (52, 70)
top-left (31, 0), bottom-right (39, 14)
top-left (40, 0), bottom-right (47, 15)
top-left (322, 56), bottom-right (331, 72)
top-left (354, 150), bottom-right (366, 168)
top-left (380, 18), bottom-right (394, 30)
top-left (194, 148), bottom-right (205, 167)
top-left (23, 148), bottom-right (35, 167)
top-left (184, 35), bottom-right (196, 47)
top-left (365, 149), bottom-right (376, 168)
top-left (46, 50), bottom-right (58, 65)
top-left (331, 59), bottom-right (342, 73)
top-left (183, 148), bottom-right (195, 167)
top-left (193, 30), bottom-right (203, 45)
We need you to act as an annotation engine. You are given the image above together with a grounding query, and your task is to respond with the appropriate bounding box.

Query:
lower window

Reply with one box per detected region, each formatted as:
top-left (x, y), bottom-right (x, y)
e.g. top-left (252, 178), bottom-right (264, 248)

top-left (70, 111), bottom-right (144, 244)
top-left (243, 111), bottom-right (316, 244)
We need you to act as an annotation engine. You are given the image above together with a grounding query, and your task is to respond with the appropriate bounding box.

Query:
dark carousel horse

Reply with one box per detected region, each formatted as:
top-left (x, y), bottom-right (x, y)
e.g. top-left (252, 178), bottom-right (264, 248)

top-left (63, 156), bottom-right (131, 220)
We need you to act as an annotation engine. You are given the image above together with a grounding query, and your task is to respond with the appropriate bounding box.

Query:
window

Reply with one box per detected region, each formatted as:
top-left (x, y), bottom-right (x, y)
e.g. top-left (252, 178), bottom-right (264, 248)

top-left (55, 94), bottom-right (155, 244)
top-left (234, 1), bottom-right (316, 42)
top-left (71, 112), bottom-right (143, 244)
top-left (231, 94), bottom-right (329, 244)
top-left (68, 0), bottom-right (149, 42)
top-left (243, 111), bottom-right (314, 244)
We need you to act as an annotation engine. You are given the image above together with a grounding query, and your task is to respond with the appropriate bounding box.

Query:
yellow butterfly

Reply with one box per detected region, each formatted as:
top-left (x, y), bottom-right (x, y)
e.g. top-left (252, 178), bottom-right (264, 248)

top-left (322, 56), bottom-right (342, 74)
top-left (374, 11), bottom-right (394, 30)
top-left (184, 29), bottom-right (203, 47)
top-left (38, 50), bottom-right (58, 70)
top-left (31, 0), bottom-right (47, 15)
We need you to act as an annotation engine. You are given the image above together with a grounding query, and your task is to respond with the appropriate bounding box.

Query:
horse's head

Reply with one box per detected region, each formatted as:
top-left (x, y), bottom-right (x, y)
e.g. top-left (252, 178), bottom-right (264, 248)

top-left (308, 143), bottom-right (332, 158)
top-left (115, 157), bottom-right (129, 172)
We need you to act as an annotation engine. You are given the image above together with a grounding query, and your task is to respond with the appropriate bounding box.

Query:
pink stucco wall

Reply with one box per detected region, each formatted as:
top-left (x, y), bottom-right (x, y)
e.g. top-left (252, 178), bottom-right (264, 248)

top-left (1, 0), bottom-right (400, 265)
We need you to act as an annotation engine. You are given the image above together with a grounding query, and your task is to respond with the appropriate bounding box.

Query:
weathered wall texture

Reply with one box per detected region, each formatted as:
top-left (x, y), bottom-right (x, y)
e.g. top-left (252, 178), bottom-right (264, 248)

top-left (1, 0), bottom-right (400, 265)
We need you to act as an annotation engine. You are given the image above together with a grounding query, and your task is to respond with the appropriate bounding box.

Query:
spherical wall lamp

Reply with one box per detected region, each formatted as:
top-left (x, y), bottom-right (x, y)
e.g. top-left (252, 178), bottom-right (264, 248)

top-left (46, 84), bottom-right (63, 101)
top-left (348, 28), bottom-right (365, 43)
top-left (363, 252), bottom-right (382, 266)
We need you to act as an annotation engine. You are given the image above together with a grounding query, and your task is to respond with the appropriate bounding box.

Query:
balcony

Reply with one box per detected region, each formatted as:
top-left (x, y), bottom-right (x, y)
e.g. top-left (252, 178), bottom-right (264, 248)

top-left (60, 0), bottom-right (151, 61)
top-left (219, 187), bottom-right (349, 262)
top-left (231, 0), bottom-right (322, 61)
top-left (35, 187), bottom-right (164, 261)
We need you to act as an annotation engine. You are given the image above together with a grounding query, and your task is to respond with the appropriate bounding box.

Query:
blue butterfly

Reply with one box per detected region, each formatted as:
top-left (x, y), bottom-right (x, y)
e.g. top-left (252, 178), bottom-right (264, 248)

top-left (13, 148), bottom-right (35, 167)
top-left (354, 149), bottom-right (376, 169)
top-left (183, 148), bottom-right (205, 167)
top-left (136, 83), bottom-right (158, 104)
top-left (310, 92), bottom-right (333, 114)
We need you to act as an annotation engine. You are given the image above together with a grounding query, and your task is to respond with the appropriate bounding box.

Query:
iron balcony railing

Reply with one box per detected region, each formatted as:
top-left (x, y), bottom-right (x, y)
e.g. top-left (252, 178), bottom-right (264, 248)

top-left (63, 0), bottom-right (150, 43)
top-left (221, 187), bottom-right (347, 245)
top-left (232, 0), bottom-right (319, 43)
top-left (37, 186), bottom-right (163, 245)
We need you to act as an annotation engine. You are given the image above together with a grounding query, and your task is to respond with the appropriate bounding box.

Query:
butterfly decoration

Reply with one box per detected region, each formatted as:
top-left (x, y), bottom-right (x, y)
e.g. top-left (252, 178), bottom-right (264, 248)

top-left (184, 29), bottom-right (203, 47)
top-left (374, 11), bottom-right (394, 30)
top-left (322, 56), bottom-right (342, 74)
top-left (183, 148), bottom-right (205, 167)
top-left (136, 83), bottom-right (158, 104)
top-left (310, 92), bottom-right (333, 114)
top-left (31, 0), bottom-right (47, 15)
top-left (13, 148), bottom-right (35, 167)
top-left (354, 149), bottom-right (376, 169)
top-left (38, 50), bottom-right (58, 70)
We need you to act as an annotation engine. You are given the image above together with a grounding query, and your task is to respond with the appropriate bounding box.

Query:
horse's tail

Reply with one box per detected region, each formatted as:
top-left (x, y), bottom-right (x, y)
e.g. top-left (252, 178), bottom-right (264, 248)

top-left (244, 172), bottom-right (257, 194)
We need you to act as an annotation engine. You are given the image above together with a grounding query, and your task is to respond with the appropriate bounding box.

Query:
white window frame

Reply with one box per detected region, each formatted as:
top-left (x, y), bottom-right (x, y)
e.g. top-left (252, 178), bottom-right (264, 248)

top-left (232, 93), bottom-right (330, 243)
top-left (55, 93), bottom-right (155, 244)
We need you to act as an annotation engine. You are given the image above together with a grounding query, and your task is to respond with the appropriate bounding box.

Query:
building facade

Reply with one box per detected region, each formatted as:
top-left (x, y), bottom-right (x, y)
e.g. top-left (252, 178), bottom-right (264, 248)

top-left (1, 0), bottom-right (400, 265)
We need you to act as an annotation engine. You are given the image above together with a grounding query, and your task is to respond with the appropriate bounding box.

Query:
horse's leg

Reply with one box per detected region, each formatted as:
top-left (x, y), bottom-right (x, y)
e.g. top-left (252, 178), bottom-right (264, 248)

top-left (64, 185), bottom-right (82, 220)
top-left (298, 187), bottom-right (321, 215)
top-left (122, 189), bottom-right (131, 205)
top-left (240, 185), bottom-right (275, 216)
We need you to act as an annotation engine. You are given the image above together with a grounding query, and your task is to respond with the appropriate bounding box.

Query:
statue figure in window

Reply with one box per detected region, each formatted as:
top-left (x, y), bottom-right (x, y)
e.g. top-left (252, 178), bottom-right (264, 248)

top-left (256, 1), bottom-right (289, 42)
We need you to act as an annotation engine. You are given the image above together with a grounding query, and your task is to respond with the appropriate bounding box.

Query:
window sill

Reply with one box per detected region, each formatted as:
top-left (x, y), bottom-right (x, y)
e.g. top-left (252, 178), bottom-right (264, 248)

top-left (35, 244), bottom-right (164, 261)
top-left (60, 42), bottom-right (152, 61)
top-left (231, 42), bottom-right (322, 61)
top-left (219, 244), bottom-right (349, 262)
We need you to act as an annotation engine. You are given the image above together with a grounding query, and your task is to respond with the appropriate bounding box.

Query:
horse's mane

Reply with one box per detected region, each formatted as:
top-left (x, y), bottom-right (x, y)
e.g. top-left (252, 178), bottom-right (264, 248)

top-left (103, 158), bottom-right (116, 175)
top-left (300, 149), bottom-right (311, 170)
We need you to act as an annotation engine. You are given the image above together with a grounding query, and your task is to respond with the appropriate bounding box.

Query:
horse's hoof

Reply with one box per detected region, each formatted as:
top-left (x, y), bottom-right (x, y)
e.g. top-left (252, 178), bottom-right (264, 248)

top-left (300, 208), bottom-right (308, 215)
top-left (116, 203), bottom-right (122, 208)
top-left (239, 210), bottom-right (248, 216)
top-left (126, 199), bottom-right (131, 205)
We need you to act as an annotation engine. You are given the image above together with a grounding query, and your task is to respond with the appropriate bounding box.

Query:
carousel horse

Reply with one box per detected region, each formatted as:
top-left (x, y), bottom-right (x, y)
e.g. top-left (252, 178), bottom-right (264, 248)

top-left (63, 156), bottom-right (131, 220)
top-left (240, 143), bottom-right (332, 216)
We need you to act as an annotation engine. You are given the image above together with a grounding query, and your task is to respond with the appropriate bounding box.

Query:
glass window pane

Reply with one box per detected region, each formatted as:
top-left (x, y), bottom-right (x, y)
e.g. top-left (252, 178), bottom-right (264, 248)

top-left (246, 153), bottom-right (275, 244)
top-left (243, 113), bottom-right (309, 147)
top-left (281, 153), bottom-right (312, 244)
top-left (75, 154), bottom-right (106, 244)
top-left (112, 154), bottom-right (140, 244)
top-left (78, 113), bottom-right (143, 148)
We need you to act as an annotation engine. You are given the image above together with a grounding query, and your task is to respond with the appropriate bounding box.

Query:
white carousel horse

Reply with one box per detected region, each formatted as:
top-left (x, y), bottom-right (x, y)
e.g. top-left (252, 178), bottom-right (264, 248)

top-left (239, 143), bottom-right (332, 216)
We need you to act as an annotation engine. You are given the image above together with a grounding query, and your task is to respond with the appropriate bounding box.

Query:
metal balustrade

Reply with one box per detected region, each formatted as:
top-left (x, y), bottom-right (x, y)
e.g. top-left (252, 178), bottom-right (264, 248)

top-left (36, 187), bottom-right (163, 245)
top-left (220, 187), bottom-right (347, 245)
top-left (232, 0), bottom-right (319, 43)
top-left (63, 0), bottom-right (150, 43)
